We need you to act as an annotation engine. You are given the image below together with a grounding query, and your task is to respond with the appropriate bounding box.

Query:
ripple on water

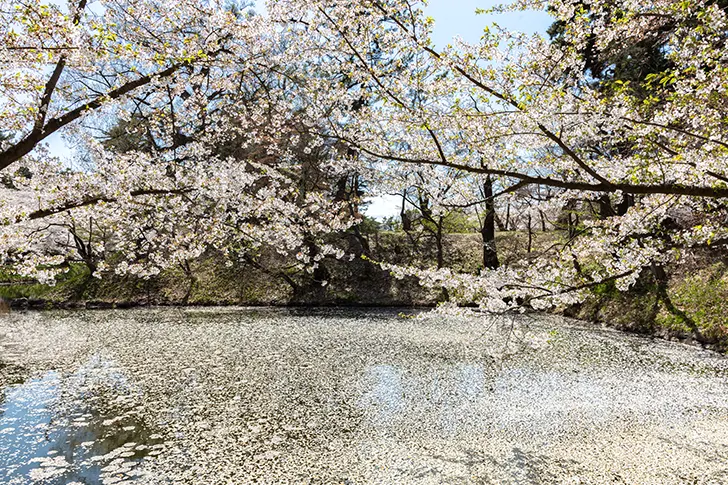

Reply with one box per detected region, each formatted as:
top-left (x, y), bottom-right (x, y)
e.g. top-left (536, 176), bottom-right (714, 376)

top-left (0, 356), bottom-right (164, 485)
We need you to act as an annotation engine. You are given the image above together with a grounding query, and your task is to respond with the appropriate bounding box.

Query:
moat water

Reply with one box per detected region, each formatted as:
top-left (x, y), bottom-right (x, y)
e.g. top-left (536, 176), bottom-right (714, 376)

top-left (1, 308), bottom-right (727, 484)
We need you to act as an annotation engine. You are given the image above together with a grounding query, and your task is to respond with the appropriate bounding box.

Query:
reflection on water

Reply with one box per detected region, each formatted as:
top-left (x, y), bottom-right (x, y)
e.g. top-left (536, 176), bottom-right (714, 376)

top-left (456, 363), bottom-right (487, 400)
top-left (359, 362), bottom-right (494, 435)
top-left (355, 356), bottom-right (728, 441)
top-left (0, 357), bottom-right (163, 485)
top-left (359, 365), bottom-right (405, 425)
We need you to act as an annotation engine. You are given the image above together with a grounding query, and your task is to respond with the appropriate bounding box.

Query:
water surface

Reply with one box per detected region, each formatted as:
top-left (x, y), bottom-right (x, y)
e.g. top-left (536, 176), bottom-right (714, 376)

top-left (1, 308), bottom-right (727, 484)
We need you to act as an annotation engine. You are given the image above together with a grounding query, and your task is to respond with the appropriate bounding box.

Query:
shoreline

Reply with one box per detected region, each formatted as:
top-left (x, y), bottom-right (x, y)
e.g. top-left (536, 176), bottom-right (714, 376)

top-left (3, 299), bottom-right (723, 354)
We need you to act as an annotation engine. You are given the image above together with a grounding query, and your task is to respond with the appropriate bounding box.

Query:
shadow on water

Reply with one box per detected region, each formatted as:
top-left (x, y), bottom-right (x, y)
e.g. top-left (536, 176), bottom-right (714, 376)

top-left (0, 357), bottom-right (164, 485)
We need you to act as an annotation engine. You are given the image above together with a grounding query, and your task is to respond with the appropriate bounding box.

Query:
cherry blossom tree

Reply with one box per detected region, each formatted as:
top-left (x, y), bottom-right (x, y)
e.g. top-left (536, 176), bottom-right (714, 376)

top-left (2, 0), bottom-right (728, 318)
top-left (0, 0), bottom-right (356, 283)
top-left (268, 0), bottom-right (728, 312)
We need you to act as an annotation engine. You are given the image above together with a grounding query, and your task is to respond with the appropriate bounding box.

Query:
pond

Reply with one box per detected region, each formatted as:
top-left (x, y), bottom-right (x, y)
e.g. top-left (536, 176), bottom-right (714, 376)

top-left (0, 308), bottom-right (727, 484)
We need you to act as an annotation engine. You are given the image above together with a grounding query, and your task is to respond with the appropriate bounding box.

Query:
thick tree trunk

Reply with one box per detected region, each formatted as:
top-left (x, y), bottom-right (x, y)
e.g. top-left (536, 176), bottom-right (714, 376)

top-left (400, 190), bottom-right (412, 232)
top-left (333, 174), bottom-right (369, 256)
top-left (597, 194), bottom-right (615, 219)
top-left (565, 200), bottom-right (579, 238)
top-left (181, 261), bottom-right (196, 304)
top-left (481, 176), bottom-right (499, 269)
top-left (616, 193), bottom-right (635, 216)
top-left (435, 219), bottom-right (444, 269)
top-left (494, 211), bottom-right (506, 232)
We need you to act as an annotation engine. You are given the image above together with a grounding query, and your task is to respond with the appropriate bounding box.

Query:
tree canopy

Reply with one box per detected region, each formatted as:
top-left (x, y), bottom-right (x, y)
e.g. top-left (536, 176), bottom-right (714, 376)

top-left (1, 0), bottom-right (727, 313)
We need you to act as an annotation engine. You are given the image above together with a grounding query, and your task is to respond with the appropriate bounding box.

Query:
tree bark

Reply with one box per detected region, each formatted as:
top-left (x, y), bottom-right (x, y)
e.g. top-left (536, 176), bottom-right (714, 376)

top-left (481, 176), bottom-right (499, 269)
top-left (400, 190), bottom-right (412, 231)
top-left (435, 218), bottom-right (444, 269)
top-left (616, 193), bottom-right (635, 216)
top-left (505, 202), bottom-right (511, 231)
top-left (597, 194), bottom-right (615, 219)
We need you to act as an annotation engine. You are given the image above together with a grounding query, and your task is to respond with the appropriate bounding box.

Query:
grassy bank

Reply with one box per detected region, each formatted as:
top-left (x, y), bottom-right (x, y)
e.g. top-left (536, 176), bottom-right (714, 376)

top-left (570, 256), bottom-right (728, 352)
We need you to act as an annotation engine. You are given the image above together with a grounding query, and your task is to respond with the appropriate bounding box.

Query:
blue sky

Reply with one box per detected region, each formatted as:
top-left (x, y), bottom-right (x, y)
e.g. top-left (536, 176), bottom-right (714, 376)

top-left (424, 0), bottom-right (552, 46)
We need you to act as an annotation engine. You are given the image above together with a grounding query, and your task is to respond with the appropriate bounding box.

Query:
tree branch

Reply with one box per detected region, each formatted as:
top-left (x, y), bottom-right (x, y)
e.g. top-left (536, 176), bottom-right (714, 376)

top-left (18, 188), bottom-right (194, 223)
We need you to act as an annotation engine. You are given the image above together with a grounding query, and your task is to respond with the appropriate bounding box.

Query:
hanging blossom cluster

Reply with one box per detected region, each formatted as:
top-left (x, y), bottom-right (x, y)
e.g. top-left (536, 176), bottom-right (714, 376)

top-left (0, 137), bottom-right (356, 282)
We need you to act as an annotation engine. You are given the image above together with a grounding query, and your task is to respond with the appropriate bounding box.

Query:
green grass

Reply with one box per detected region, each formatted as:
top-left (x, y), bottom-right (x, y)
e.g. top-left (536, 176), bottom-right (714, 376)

top-left (657, 263), bottom-right (728, 346)
top-left (0, 264), bottom-right (93, 300)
